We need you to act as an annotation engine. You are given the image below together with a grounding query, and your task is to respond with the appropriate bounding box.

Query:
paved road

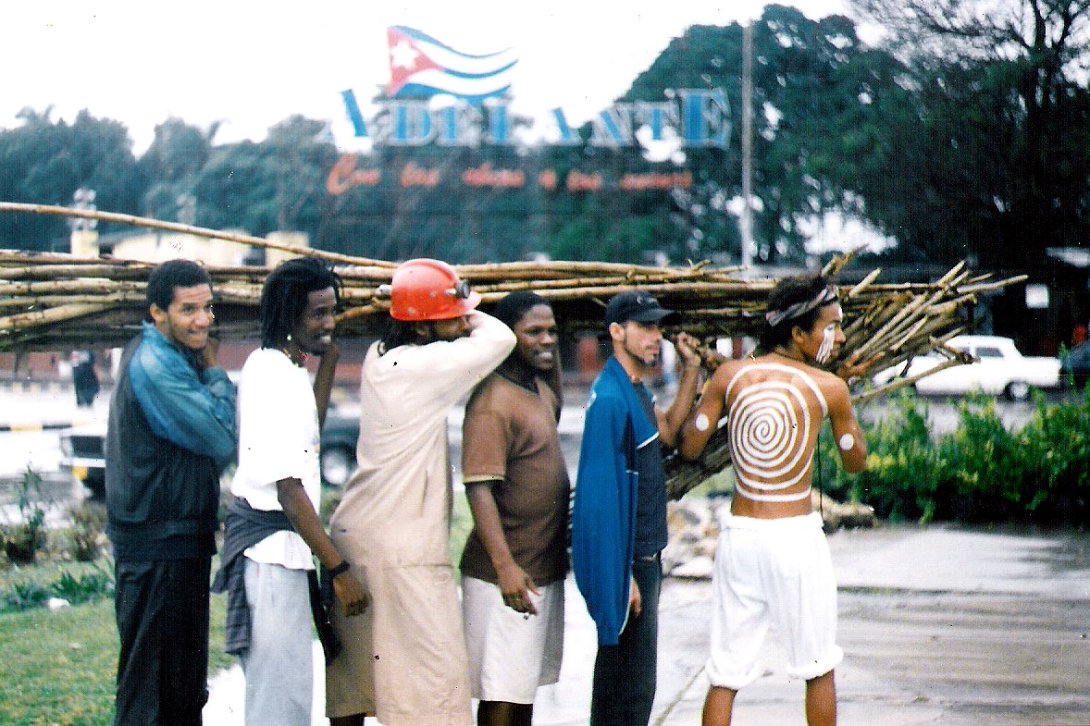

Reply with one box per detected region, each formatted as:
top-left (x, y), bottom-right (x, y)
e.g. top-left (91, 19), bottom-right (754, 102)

top-left (204, 523), bottom-right (1090, 726)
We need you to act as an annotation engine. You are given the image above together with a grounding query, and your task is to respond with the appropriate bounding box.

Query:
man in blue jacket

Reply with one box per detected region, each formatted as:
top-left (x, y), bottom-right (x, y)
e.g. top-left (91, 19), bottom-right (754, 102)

top-left (106, 259), bottom-right (237, 725)
top-left (571, 291), bottom-right (703, 725)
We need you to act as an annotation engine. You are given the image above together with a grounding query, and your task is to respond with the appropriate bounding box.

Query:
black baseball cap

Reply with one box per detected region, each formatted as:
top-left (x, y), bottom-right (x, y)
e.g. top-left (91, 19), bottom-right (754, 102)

top-left (604, 290), bottom-right (681, 327)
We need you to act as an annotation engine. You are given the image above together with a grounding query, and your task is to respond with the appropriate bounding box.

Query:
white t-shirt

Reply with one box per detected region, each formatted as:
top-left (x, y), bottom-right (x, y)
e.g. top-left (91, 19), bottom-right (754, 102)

top-left (232, 347), bottom-right (322, 570)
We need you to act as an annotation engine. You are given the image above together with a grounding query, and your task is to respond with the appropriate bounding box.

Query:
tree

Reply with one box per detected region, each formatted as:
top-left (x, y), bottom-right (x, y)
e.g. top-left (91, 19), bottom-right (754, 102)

top-left (138, 118), bottom-right (219, 224)
top-left (851, 0), bottom-right (1090, 266)
top-left (192, 116), bottom-right (341, 245)
top-left (0, 107), bottom-right (139, 251)
top-left (623, 7), bottom-right (918, 265)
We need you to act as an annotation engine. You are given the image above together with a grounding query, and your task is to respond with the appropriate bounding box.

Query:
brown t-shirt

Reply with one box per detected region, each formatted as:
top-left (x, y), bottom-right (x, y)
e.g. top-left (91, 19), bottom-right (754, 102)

top-left (459, 373), bottom-right (571, 586)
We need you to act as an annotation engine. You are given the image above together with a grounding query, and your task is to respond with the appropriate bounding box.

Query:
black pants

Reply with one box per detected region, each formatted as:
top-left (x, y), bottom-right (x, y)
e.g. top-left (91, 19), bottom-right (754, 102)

top-left (114, 557), bottom-right (211, 726)
top-left (590, 556), bottom-right (662, 726)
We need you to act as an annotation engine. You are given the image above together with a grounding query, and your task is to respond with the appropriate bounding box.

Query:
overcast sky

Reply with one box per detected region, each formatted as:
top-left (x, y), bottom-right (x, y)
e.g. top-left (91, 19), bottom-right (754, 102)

top-left (2, 0), bottom-right (852, 155)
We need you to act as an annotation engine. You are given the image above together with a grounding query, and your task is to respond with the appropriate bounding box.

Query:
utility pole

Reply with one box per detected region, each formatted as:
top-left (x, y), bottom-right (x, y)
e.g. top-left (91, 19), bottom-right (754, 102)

top-left (739, 22), bottom-right (755, 270)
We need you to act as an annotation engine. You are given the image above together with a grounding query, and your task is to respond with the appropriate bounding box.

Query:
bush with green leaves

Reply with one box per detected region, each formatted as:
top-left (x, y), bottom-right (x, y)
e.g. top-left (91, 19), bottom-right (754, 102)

top-left (1, 562), bottom-right (114, 613)
top-left (817, 391), bottom-right (944, 523)
top-left (936, 394), bottom-right (1033, 522)
top-left (2, 467), bottom-right (49, 564)
top-left (1011, 386), bottom-right (1090, 520)
top-left (817, 388), bottom-right (1090, 524)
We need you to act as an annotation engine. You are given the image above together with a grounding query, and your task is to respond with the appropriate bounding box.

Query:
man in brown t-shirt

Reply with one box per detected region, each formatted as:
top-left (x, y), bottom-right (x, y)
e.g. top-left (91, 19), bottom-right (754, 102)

top-left (460, 292), bottom-right (570, 726)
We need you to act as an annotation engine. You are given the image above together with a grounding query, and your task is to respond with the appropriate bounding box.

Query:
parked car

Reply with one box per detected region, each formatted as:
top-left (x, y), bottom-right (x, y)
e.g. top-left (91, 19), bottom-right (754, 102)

top-left (1062, 341), bottom-right (1090, 388)
top-left (58, 409), bottom-right (362, 494)
top-left (873, 335), bottom-right (1061, 401)
top-left (59, 420), bottom-right (107, 497)
top-left (318, 409), bottom-right (360, 488)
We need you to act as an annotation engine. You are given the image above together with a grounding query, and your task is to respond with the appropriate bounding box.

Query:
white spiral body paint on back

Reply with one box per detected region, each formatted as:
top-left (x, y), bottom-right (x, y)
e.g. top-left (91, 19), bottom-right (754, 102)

top-left (815, 325), bottom-right (835, 364)
top-left (725, 363), bottom-right (829, 502)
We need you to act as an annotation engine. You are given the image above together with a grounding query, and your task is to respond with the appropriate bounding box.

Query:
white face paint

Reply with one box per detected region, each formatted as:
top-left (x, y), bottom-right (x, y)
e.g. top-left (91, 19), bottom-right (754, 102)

top-left (694, 413), bottom-right (710, 432)
top-left (838, 433), bottom-right (855, 451)
top-left (815, 325), bottom-right (836, 365)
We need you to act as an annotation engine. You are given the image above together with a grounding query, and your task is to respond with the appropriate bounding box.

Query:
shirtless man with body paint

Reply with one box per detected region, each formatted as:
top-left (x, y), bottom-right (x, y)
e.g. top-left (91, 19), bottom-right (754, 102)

top-left (679, 273), bottom-right (878, 726)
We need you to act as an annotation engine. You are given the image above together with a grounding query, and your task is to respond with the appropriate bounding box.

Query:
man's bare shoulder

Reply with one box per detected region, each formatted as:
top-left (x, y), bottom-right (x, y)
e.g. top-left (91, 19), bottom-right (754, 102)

top-left (807, 366), bottom-right (851, 399)
top-left (712, 358), bottom-right (752, 381)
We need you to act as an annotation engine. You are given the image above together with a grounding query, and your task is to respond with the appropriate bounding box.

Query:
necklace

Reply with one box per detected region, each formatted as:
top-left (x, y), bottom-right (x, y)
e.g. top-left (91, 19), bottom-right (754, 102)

top-left (281, 346), bottom-right (308, 367)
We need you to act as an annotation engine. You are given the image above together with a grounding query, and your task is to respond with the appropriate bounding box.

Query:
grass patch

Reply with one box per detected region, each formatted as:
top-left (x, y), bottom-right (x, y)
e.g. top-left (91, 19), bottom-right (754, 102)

top-left (0, 485), bottom-right (475, 723)
top-left (0, 559), bottom-right (233, 725)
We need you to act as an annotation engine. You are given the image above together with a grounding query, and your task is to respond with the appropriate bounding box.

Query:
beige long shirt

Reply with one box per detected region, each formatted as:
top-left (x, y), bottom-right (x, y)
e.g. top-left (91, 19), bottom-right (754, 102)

top-left (326, 310), bottom-right (515, 726)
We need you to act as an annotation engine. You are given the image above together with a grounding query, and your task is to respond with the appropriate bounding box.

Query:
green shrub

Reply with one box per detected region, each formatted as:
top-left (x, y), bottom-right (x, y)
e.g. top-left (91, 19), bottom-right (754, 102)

top-left (51, 565), bottom-right (114, 606)
top-left (1014, 387), bottom-right (1090, 521)
top-left (815, 388), bottom-right (1090, 525)
top-left (817, 391), bottom-right (943, 523)
top-left (68, 500), bottom-right (107, 562)
top-left (936, 394), bottom-right (1031, 521)
top-left (3, 467), bottom-right (49, 565)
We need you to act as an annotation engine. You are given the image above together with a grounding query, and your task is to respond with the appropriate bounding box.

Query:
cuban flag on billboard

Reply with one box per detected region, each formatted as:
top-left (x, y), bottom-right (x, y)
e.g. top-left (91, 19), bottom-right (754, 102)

top-left (386, 25), bottom-right (517, 104)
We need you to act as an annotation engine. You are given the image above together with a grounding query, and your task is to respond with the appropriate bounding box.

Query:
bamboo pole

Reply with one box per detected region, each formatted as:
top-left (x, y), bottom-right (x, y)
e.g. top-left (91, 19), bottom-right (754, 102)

top-left (0, 203), bottom-right (398, 269)
top-left (0, 302), bottom-right (114, 332)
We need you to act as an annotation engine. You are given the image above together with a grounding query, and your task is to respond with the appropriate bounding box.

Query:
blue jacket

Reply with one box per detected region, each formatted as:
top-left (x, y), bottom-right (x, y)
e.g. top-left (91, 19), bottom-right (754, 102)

top-left (106, 322), bottom-right (237, 560)
top-left (572, 357), bottom-right (659, 645)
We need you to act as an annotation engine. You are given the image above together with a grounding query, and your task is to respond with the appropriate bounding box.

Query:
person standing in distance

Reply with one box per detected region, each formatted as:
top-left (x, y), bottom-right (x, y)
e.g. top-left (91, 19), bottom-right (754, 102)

top-left (571, 290), bottom-right (704, 726)
top-left (213, 257), bottom-right (368, 726)
top-left (678, 274), bottom-right (875, 726)
top-left (105, 259), bottom-right (237, 725)
top-left (325, 259), bottom-right (516, 726)
top-left (459, 292), bottom-right (570, 726)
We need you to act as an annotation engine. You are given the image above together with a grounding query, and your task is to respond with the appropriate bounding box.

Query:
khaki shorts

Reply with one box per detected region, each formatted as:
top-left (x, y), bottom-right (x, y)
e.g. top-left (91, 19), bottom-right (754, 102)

top-left (461, 576), bottom-right (564, 703)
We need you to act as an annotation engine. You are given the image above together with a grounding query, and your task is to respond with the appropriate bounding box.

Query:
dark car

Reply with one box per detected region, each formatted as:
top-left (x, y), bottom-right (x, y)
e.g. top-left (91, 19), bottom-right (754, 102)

top-left (1062, 341), bottom-right (1090, 388)
top-left (58, 409), bottom-right (361, 494)
top-left (319, 410), bottom-right (360, 487)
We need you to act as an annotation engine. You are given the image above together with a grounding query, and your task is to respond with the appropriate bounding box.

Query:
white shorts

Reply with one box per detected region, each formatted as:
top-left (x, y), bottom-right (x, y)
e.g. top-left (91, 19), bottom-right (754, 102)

top-left (706, 512), bottom-right (843, 690)
top-left (461, 576), bottom-right (564, 703)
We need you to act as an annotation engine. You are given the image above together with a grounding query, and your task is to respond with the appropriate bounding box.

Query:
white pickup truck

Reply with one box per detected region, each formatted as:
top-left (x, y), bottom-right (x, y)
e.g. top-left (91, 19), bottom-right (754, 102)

top-left (873, 335), bottom-right (1061, 401)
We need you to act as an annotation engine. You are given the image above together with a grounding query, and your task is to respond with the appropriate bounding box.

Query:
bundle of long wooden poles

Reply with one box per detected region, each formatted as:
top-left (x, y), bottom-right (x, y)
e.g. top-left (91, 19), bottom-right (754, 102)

top-left (0, 203), bottom-right (1024, 497)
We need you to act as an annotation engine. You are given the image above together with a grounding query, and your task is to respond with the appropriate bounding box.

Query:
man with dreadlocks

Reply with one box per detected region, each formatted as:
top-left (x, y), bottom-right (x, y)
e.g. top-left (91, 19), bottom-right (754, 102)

top-left (213, 257), bottom-right (368, 726)
top-left (679, 273), bottom-right (877, 726)
top-left (325, 258), bottom-right (515, 726)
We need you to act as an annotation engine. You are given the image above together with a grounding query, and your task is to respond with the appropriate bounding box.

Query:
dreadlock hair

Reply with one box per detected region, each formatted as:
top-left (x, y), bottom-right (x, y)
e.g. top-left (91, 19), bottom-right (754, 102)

top-left (377, 317), bottom-right (423, 355)
top-left (760, 273), bottom-right (836, 351)
top-left (146, 259), bottom-right (212, 319)
top-left (260, 257), bottom-right (342, 349)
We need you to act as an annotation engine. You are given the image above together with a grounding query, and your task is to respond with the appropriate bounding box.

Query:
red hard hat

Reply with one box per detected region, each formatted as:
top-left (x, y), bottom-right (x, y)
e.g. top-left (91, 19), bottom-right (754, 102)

top-left (388, 258), bottom-right (481, 321)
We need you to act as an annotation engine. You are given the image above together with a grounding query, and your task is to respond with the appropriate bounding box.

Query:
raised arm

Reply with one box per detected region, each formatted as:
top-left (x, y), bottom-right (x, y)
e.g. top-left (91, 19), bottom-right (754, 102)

top-left (656, 332), bottom-right (703, 449)
top-left (130, 338), bottom-right (237, 466)
top-left (313, 341), bottom-right (340, 431)
top-left (678, 363), bottom-right (731, 461)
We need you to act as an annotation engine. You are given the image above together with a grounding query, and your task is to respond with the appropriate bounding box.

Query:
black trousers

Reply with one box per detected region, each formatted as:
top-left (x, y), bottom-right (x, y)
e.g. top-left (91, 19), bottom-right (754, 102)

top-left (590, 556), bottom-right (663, 726)
top-left (114, 557), bottom-right (211, 726)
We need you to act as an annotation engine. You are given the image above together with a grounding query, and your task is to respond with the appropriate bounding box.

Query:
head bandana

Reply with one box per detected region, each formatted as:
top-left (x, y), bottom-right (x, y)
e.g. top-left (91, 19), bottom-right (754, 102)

top-left (765, 285), bottom-right (839, 329)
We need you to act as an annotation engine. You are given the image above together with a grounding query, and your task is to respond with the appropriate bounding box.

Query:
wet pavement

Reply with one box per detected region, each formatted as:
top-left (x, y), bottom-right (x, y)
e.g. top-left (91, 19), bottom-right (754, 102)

top-left (204, 523), bottom-right (1090, 726)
